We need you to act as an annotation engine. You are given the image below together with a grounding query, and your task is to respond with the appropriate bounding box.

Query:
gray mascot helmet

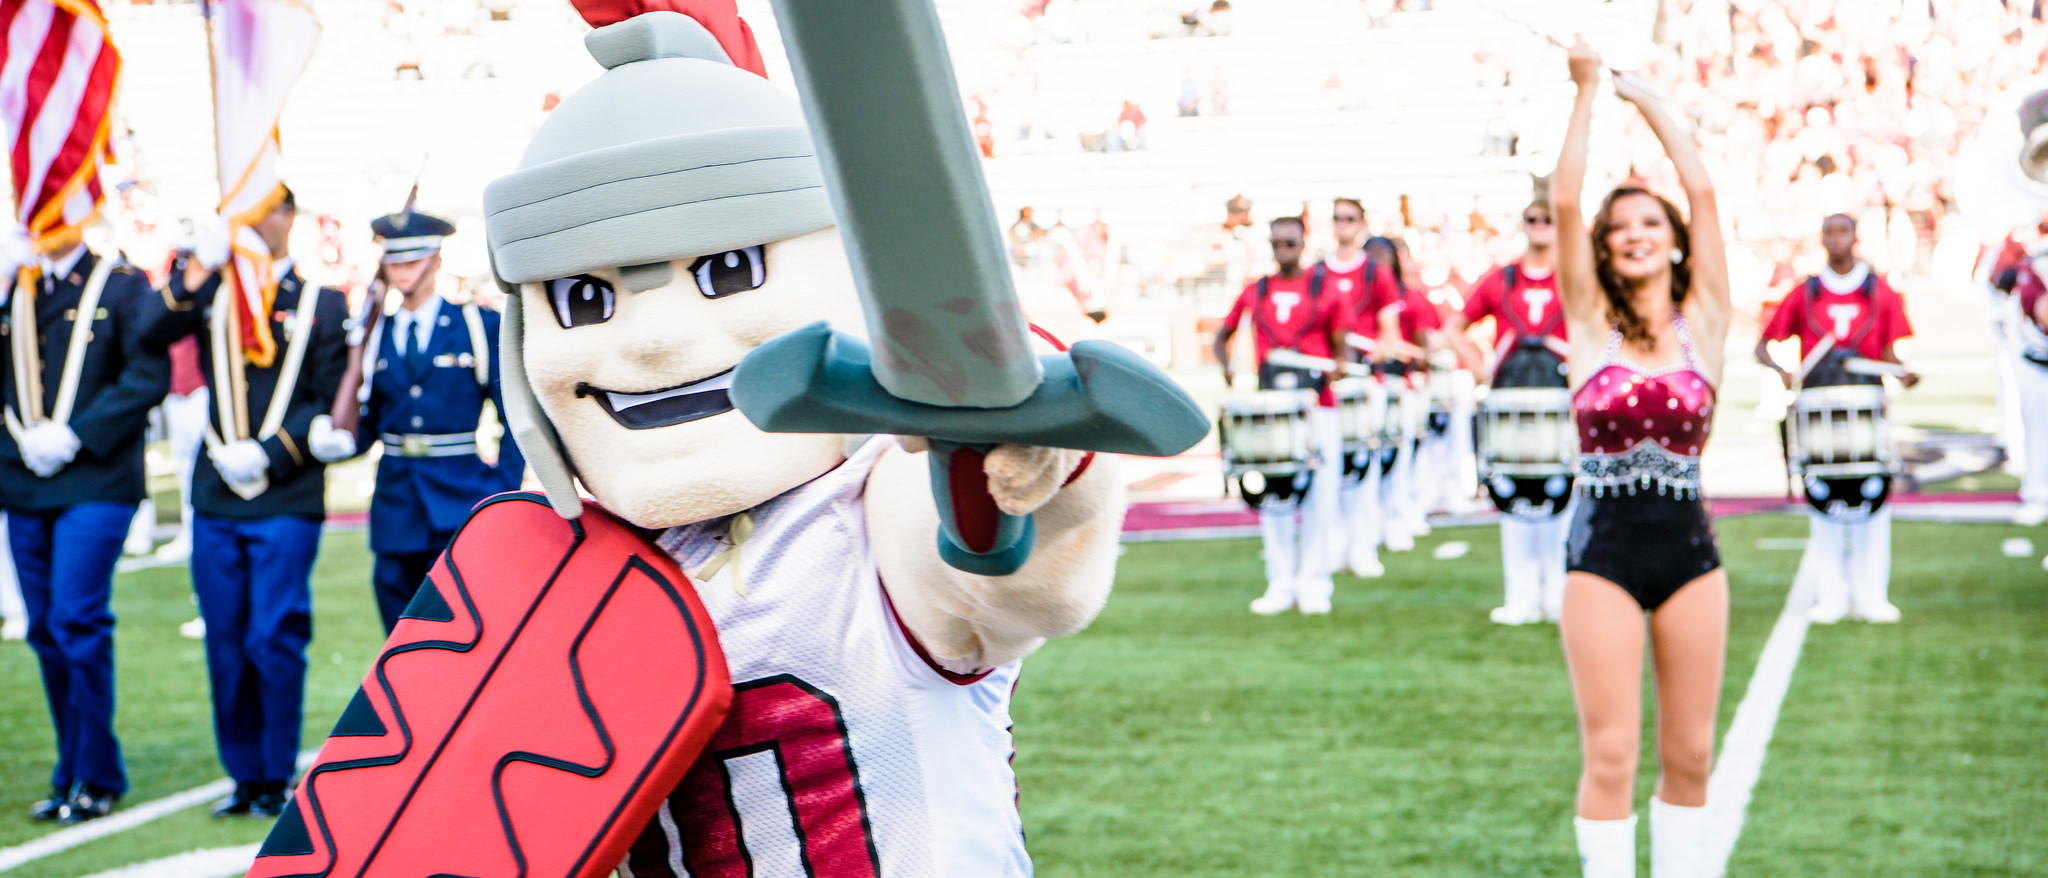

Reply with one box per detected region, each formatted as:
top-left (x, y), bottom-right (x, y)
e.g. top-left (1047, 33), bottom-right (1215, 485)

top-left (484, 7), bottom-right (835, 518)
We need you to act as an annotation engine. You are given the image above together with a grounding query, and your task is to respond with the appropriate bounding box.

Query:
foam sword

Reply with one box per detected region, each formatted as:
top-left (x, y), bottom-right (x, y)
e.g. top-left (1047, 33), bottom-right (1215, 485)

top-left (731, 0), bottom-right (1208, 575)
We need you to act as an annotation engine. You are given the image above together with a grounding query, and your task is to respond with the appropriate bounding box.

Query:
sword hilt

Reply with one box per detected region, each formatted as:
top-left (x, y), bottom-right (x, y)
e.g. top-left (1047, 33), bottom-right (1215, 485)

top-left (731, 322), bottom-right (1208, 575)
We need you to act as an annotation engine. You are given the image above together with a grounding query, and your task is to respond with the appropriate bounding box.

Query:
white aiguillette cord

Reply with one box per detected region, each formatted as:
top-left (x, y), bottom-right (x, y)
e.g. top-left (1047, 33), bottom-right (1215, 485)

top-left (202, 274), bottom-right (320, 499)
top-left (693, 512), bottom-right (756, 596)
top-left (6, 256), bottom-right (117, 441)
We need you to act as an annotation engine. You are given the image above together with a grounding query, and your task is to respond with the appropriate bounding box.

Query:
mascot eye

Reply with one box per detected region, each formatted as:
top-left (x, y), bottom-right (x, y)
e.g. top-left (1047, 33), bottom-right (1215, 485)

top-left (690, 246), bottom-right (766, 298)
top-left (546, 275), bottom-right (614, 328)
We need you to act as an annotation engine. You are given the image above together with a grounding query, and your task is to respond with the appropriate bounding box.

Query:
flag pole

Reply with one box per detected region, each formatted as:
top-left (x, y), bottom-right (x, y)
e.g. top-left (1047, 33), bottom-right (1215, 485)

top-left (200, 0), bottom-right (250, 441)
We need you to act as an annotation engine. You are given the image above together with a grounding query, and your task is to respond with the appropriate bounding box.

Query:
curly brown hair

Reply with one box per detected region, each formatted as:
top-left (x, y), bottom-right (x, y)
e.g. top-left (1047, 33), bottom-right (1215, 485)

top-left (1589, 187), bottom-right (1691, 349)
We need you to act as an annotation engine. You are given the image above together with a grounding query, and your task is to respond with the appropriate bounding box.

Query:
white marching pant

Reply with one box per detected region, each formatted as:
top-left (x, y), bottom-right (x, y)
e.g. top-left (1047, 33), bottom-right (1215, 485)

top-left (1800, 507), bottom-right (1893, 612)
top-left (2015, 358), bottom-right (2048, 506)
top-left (1259, 501), bottom-right (1302, 586)
top-left (164, 388), bottom-right (210, 544)
top-left (1340, 456), bottom-right (1383, 570)
top-left (1386, 389), bottom-right (1426, 540)
top-left (1304, 407), bottom-right (1344, 579)
top-left (1501, 511), bottom-right (1570, 615)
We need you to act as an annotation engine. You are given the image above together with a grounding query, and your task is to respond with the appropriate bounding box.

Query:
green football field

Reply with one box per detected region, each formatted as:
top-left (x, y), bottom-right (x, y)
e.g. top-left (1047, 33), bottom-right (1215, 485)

top-left (0, 517), bottom-right (2041, 876)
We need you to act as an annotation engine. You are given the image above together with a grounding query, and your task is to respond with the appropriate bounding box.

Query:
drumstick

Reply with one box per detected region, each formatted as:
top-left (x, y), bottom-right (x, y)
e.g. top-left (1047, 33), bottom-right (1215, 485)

top-left (1265, 348), bottom-right (1370, 377)
top-left (1842, 357), bottom-right (1909, 379)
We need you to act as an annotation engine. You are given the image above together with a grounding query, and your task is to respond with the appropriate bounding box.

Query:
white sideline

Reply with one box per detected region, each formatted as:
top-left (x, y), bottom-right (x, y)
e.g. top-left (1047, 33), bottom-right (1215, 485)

top-left (1703, 572), bottom-right (1816, 877)
top-left (0, 751), bottom-right (314, 873)
top-left (75, 844), bottom-right (259, 878)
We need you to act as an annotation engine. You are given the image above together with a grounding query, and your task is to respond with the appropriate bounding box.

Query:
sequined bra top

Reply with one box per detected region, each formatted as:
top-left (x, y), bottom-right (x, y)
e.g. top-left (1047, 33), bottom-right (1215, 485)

top-left (1572, 313), bottom-right (1715, 497)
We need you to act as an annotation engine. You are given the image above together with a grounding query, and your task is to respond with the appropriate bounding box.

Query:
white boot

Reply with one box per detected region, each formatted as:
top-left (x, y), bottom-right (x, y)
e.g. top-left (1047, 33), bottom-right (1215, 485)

top-left (1649, 797), bottom-right (1709, 878)
top-left (1575, 814), bottom-right (1637, 878)
top-left (1296, 575), bottom-right (1334, 615)
top-left (1249, 579), bottom-right (1297, 615)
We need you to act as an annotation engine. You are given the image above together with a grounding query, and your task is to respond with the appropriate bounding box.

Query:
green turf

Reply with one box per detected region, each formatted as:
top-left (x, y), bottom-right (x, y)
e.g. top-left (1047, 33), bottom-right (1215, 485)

top-left (0, 517), bottom-right (2040, 875)
top-left (1726, 520), bottom-right (2048, 877)
top-left (0, 529), bottom-right (386, 878)
top-left (1016, 521), bottom-right (1780, 877)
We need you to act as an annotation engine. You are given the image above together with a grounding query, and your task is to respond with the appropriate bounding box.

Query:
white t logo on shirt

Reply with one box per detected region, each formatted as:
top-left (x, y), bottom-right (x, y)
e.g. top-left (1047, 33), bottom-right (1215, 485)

top-left (1826, 303), bottom-right (1861, 340)
top-left (1522, 288), bottom-right (1552, 326)
top-left (1272, 291), bottom-right (1301, 324)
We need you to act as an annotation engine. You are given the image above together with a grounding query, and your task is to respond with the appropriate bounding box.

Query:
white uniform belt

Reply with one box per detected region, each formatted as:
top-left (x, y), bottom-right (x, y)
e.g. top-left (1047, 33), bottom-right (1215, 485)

top-left (381, 431), bottom-right (479, 458)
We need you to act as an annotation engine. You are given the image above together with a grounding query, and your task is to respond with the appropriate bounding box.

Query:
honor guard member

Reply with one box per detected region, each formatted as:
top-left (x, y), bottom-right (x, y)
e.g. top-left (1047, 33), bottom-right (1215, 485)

top-left (1321, 198), bottom-right (1403, 578)
top-left (1, 234), bottom-right (168, 823)
top-left (1758, 213), bottom-right (1916, 624)
top-left (153, 186), bottom-right (351, 818)
top-left (1445, 201), bottom-right (1574, 624)
top-left (1214, 215), bottom-right (1341, 615)
top-left (306, 210), bottom-right (523, 632)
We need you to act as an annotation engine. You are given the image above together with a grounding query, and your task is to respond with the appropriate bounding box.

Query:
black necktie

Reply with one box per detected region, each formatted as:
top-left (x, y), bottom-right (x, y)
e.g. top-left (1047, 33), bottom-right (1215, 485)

top-left (404, 319), bottom-right (426, 374)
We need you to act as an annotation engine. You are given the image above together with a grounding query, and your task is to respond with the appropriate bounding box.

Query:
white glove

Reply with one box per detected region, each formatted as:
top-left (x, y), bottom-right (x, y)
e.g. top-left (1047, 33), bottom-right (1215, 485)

top-left (209, 439), bottom-right (270, 486)
top-left (309, 415), bottom-right (357, 463)
top-left (18, 422), bottom-right (81, 478)
top-left (0, 228), bottom-right (34, 281)
top-left (190, 214), bottom-right (231, 271)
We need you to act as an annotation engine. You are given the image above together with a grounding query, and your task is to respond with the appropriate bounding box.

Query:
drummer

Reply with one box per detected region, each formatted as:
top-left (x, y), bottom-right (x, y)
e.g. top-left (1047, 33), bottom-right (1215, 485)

top-left (1320, 198), bottom-right (1404, 577)
top-left (1757, 213), bottom-right (1918, 624)
top-left (1444, 199), bottom-right (1573, 624)
top-left (1214, 215), bottom-right (1343, 615)
top-left (1368, 236), bottom-right (1444, 550)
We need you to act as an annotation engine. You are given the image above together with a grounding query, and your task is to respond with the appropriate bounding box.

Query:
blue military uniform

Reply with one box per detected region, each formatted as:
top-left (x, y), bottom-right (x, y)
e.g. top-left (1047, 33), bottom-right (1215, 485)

top-left (152, 241), bottom-right (350, 809)
top-left (0, 247), bottom-right (167, 820)
top-left (347, 211), bottom-right (523, 631)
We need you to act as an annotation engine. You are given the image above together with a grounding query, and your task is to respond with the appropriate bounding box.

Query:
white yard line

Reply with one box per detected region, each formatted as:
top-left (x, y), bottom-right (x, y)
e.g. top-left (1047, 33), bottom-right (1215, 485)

top-left (1703, 572), bottom-right (1816, 878)
top-left (0, 779), bottom-right (235, 872)
top-left (74, 844), bottom-right (259, 878)
top-left (0, 751), bottom-right (314, 873)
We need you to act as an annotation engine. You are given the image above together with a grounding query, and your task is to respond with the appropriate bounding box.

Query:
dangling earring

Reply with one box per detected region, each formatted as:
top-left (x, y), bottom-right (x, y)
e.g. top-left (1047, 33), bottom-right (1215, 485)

top-left (1670, 250), bottom-right (1684, 265)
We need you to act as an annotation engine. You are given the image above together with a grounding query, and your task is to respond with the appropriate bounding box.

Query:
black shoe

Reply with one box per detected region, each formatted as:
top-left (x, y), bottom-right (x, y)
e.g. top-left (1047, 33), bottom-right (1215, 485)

top-left (29, 788), bottom-right (67, 821)
top-left (249, 783), bottom-right (289, 819)
top-left (55, 783), bottom-right (117, 824)
top-left (211, 783), bottom-right (256, 818)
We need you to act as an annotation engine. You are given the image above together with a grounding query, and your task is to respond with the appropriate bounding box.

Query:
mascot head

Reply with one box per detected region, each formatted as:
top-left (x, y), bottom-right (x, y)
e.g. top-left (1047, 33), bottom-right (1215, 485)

top-left (485, 0), bottom-right (864, 528)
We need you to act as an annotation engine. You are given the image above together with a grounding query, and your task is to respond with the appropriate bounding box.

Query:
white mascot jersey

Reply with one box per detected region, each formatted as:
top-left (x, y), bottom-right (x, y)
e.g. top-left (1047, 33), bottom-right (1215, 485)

top-left (615, 437), bottom-right (1031, 878)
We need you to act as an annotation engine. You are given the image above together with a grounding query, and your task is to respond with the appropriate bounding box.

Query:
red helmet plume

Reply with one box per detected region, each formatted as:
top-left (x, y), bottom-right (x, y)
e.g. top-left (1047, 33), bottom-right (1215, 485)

top-left (570, 0), bottom-right (768, 77)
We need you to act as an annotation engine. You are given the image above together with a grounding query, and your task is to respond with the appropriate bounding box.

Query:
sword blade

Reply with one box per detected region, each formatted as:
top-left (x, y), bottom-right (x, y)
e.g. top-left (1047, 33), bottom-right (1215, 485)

top-left (766, 0), bottom-right (1041, 409)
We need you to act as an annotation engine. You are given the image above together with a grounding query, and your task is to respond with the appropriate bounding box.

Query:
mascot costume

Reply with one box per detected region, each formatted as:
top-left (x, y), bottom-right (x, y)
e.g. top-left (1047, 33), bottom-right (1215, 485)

top-left (246, 1), bottom-right (1205, 876)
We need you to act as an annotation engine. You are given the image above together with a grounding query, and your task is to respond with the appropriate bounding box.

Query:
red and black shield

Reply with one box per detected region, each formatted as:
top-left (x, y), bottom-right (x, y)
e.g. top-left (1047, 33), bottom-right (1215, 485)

top-left (248, 493), bottom-right (731, 878)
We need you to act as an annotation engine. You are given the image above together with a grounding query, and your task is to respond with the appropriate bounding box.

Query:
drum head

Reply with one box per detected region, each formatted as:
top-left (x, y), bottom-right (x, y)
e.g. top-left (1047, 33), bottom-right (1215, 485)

top-left (1486, 474), bottom-right (1573, 517)
top-left (1803, 474), bottom-right (1892, 519)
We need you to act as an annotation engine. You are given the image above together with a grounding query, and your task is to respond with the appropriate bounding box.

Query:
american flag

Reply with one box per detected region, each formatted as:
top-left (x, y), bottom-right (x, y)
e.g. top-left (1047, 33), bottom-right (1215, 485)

top-left (0, 0), bottom-right (120, 254)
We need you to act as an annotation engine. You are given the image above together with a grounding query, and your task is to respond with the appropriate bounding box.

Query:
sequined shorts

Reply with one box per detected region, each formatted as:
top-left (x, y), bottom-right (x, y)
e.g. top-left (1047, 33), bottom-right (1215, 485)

top-left (1565, 489), bottom-right (1720, 610)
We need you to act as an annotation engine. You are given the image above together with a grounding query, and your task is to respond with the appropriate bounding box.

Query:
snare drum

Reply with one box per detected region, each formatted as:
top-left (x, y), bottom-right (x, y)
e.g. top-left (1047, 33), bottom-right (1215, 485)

top-left (1425, 361), bottom-right (1456, 436)
top-left (1788, 384), bottom-right (1891, 478)
top-left (1478, 388), bottom-right (1576, 516)
top-left (1332, 378), bottom-right (1384, 454)
top-left (1220, 391), bottom-right (1313, 475)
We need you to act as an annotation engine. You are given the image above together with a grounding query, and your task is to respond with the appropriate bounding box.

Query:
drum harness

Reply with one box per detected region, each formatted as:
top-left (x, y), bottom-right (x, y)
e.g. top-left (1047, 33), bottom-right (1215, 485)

top-left (1254, 264), bottom-right (1330, 390)
top-left (1796, 272), bottom-right (1882, 389)
top-left (1494, 263), bottom-right (1571, 388)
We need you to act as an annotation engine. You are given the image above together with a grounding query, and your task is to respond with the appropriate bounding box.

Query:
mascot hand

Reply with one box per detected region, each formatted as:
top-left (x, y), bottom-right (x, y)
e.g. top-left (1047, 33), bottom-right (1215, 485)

top-left (896, 437), bottom-right (1090, 517)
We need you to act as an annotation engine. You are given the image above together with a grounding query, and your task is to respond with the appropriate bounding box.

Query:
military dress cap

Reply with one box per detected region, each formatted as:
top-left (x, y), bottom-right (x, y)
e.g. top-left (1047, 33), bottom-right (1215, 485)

top-left (372, 211), bottom-right (457, 263)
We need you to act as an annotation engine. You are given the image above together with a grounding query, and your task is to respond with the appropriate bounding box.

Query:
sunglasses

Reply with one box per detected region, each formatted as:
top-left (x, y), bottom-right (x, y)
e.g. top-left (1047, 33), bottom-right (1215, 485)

top-left (1524, 214), bottom-right (1554, 225)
